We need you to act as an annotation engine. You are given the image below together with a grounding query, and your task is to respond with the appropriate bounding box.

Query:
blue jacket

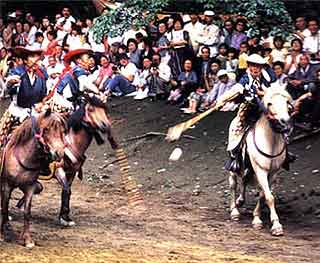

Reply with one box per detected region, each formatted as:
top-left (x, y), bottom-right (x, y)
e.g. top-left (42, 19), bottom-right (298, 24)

top-left (56, 66), bottom-right (89, 101)
top-left (17, 68), bottom-right (47, 108)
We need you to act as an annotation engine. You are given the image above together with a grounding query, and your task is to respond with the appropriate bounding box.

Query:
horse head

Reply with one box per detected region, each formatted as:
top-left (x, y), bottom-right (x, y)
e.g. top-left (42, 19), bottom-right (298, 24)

top-left (82, 92), bottom-right (112, 134)
top-left (36, 109), bottom-right (67, 160)
top-left (263, 83), bottom-right (294, 132)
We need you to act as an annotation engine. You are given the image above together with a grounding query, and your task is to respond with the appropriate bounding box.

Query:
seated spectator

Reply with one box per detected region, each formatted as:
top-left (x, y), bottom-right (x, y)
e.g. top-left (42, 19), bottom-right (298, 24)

top-left (168, 59), bottom-right (197, 105)
top-left (264, 47), bottom-right (273, 65)
top-left (103, 53), bottom-right (138, 97)
top-left (31, 31), bottom-right (44, 49)
top-left (273, 61), bottom-right (288, 85)
top-left (134, 56), bottom-right (153, 100)
top-left (225, 47), bottom-right (238, 75)
top-left (285, 38), bottom-right (303, 74)
top-left (287, 54), bottom-right (318, 99)
top-left (203, 69), bottom-right (236, 109)
top-left (13, 22), bottom-right (26, 47)
top-left (140, 37), bottom-right (155, 60)
top-left (147, 53), bottom-right (171, 99)
top-left (237, 41), bottom-right (249, 80)
top-left (294, 68), bottom-right (320, 130)
top-left (95, 55), bottom-right (114, 90)
top-left (194, 46), bottom-right (211, 87)
top-left (215, 43), bottom-right (228, 69)
top-left (271, 36), bottom-right (287, 63)
top-left (205, 59), bottom-right (221, 91)
top-left (127, 38), bottom-right (142, 69)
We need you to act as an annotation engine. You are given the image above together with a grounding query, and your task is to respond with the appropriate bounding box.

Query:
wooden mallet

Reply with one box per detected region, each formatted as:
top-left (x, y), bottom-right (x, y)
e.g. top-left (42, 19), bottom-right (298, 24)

top-left (166, 85), bottom-right (243, 142)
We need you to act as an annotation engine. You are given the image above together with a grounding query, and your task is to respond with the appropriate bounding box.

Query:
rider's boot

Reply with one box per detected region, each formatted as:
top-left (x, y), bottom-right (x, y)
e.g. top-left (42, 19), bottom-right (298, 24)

top-left (224, 147), bottom-right (241, 173)
top-left (282, 151), bottom-right (296, 171)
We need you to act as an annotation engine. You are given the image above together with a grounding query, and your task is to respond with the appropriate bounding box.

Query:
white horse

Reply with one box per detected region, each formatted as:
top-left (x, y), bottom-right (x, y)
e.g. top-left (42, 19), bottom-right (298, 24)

top-left (229, 84), bottom-right (293, 236)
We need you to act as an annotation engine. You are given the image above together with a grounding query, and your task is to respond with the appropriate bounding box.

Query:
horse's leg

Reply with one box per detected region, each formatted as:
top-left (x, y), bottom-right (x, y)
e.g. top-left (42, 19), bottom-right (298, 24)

top-left (229, 172), bottom-right (240, 221)
top-left (1, 181), bottom-right (13, 241)
top-left (21, 185), bottom-right (36, 248)
top-left (16, 181), bottom-right (43, 210)
top-left (59, 170), bottom-right (76, 227)
top-left (255, 169), bottom-right (283, 236)
top-left (252, 190), bottom-right (264, 229)
top-left (236, 177), bottom-right (246, 208)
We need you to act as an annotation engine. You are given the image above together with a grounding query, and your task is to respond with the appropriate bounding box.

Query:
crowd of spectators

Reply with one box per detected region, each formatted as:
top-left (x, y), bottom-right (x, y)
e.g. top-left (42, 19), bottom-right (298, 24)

top-left (0, 7), bottom-right (320, 128)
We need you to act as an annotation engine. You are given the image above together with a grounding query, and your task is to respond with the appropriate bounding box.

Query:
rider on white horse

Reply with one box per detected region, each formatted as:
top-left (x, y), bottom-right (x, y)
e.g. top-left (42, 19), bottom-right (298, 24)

top-left (223, 54), bottom-right (295, 173)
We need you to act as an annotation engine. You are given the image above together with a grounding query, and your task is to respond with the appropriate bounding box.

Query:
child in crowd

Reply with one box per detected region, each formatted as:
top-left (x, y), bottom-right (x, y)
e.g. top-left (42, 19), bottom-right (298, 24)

top-left (225, 47), bottom-right (238, 75)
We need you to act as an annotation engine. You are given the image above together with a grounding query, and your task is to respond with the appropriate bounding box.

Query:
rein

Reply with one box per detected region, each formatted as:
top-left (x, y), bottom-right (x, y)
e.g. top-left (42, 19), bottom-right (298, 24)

top-left (252, 120), bottom-right (286, 159)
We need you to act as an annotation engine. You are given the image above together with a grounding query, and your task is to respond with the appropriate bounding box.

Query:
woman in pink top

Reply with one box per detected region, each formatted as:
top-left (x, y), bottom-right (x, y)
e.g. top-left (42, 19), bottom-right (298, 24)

top-left (96, 54), bottom-right (114, 90)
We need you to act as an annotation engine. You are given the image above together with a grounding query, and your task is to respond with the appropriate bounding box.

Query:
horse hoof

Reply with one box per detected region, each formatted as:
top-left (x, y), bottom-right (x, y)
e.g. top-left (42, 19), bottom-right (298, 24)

top-left (230, 208), bottom-right (240, 221)
top-left (25, 240), bottom-right (35, 249)
top-left (271, 227), bottom-right (284, 236)
top-left (252, 223), bottom-right (263, 230)
top-left (59, 217), bottom-right (76, 227)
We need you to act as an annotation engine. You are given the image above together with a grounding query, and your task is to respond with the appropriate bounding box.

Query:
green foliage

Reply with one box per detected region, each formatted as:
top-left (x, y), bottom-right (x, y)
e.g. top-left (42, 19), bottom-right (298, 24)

top-left (91, 0), bottom-right (293, 42)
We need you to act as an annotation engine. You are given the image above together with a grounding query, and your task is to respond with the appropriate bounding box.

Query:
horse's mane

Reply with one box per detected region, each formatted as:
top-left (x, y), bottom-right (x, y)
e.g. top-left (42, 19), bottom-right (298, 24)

top-left (8, 112), bottom-right (65, 148)
top-left (263, 83), bottom-right (292, 105)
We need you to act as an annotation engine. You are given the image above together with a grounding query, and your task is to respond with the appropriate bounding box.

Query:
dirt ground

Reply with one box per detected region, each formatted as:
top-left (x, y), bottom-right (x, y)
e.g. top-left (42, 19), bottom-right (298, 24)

top-left (1, 97), bottom-right (320, 263)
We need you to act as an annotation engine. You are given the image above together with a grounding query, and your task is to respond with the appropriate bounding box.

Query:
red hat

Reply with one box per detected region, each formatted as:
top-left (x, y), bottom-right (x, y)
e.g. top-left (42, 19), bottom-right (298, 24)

top-left (63, 48), bottom-right (92, 64)
top-left (14, 46), bottom-right (43, 60)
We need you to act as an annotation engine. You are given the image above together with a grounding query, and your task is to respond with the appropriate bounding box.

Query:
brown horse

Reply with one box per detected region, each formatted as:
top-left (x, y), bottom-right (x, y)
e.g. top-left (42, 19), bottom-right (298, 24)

top-left (58, 93), bottom-right (117, 226)
top-left (0, 110), bottom-right (67, 248)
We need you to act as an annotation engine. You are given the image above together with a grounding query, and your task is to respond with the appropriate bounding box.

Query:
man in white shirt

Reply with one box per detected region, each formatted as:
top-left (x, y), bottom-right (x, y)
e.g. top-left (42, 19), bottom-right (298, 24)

top-left (197, 11), bottom-right (220, 57)
top-left (293, 16), bottom-right (311, 41)
top-left (184, 14), bottom-right (203, 53)
top-left (55, 7), bottom-right (76, 43)
top-left (303, 18), bottom-right (320, 55)
top-left (104, 53), bottom-right (138, 96)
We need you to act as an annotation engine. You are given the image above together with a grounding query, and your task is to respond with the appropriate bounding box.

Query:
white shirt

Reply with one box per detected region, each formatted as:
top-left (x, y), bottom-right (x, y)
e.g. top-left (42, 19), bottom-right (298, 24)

top-left (120, 62), bottom-right (139, 86)
top-left (27, 25), bottom-right (37, 45)
top-left (197, 23), bottom-right (220, 46)
top-left (303, 32), bottom-right (320, 54)
top-left (184, 21), bottom-right (204, 48)
top-left (158, 62), bottom-right (171, 82)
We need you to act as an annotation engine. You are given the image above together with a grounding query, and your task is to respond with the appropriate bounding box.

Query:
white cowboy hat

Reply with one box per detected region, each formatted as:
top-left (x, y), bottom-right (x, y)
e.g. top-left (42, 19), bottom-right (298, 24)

top-left (246, 54), bottom-right (266, 65)
top-left (217, 69), bottom-right (228, 78)
top-left (204, 10), bottom-right (215, 16)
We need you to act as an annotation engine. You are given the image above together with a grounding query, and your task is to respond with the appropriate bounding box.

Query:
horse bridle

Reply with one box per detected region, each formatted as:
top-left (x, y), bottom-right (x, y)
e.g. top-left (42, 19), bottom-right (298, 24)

top-left (252, 92), bottom-right (292, 159)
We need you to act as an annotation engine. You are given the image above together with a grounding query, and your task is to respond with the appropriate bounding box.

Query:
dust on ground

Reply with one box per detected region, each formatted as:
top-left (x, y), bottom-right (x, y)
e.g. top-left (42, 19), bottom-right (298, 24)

top-left (1, 97), bottom-right (320, 262)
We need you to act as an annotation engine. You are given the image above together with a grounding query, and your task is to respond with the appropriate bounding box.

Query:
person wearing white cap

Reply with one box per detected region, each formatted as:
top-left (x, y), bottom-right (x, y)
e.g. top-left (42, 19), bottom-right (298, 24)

top-left (197, 10), bottom-right (220, 57)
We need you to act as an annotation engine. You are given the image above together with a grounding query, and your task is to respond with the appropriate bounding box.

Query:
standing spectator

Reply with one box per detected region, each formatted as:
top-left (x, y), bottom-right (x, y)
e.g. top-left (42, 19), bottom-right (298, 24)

top-left (56, 7), bottom-right (76, 35)
top-left (220, 19), bottom-right (234, 47)
top-left (13, 22), bottom-right (26, 47)
top-left (123, 25), bottom-right (147, 46)
top-left (285, 38), bottom-right (303, 75)
top-left (303, 18), bottom-right (320, 56)
top-left (183, 13), bottom-right (203, 53)
top-left (154, 22), bottom-right (170, 65)
top-left (230, 19), bottom-right (247, 51)
top-left (2, 20), bottom-right (14, 48)
top-left (167, 16), bottom-right (193, 78)
top-left (197, 11), bottom-right (220, 57)
top-left (293, 17), bottom-right (311, 41)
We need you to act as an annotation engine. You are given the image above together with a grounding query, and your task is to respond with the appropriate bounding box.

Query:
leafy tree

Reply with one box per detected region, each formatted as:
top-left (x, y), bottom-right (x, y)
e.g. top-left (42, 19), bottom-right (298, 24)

top-left (91, 0), bottom-right (293, 42)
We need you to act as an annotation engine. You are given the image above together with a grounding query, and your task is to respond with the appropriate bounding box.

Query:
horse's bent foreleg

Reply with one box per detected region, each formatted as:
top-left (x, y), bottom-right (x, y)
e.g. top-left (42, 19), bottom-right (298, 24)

top-left (229, 172), bottom-right (240, 220)
top-left (21, 185), bottom-right (36, 248)
top-left (236, 177), bottom-right (246, 208)
top-left (16, 181), bottom-right (43, 209)
top-left (252, 191), bottom-right (264, 229)
top-left (59, 170), bottom-right (76, 227)
top-left (256, 170), bottom-right (283, 236)
top-left (1, 181), bottom-right (13, 241)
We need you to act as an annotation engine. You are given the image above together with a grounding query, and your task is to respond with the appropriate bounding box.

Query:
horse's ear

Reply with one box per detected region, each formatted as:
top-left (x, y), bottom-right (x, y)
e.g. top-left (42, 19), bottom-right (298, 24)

top-left (44, 107), bottom-right (52, 117)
